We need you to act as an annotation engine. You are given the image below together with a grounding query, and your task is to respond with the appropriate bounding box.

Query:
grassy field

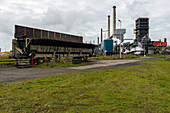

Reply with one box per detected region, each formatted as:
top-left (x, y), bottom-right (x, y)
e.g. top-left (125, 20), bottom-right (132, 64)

top-left (147, 54), bottom-right (170, 59)
top-left (0, 55), bottom-right (29, 64)
top-left (35, 62), bottom-right (92, 68)
top-left (0, 59), bottom-right (169, 112)
top-left (90, 54), bottom-right (142, 60)
top-left (0, 56), bottom-right (14, 62)
top-left (90, 54), bottom-right (170, 60)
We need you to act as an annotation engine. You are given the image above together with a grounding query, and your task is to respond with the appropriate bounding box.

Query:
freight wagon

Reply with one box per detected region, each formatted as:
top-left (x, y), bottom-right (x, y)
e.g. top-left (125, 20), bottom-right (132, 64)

top-left (12, 25), bottom-right (96, 64)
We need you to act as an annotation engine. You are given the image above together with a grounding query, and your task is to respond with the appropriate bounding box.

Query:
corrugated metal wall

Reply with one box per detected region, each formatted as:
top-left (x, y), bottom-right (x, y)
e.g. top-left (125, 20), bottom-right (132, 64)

top-left (15, 25), bottom-right (83, 43)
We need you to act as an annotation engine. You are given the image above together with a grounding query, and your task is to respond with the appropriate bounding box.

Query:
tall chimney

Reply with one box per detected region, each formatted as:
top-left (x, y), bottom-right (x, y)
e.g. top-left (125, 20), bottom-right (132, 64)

top-left (101, 28), bottom-right (103, 43)
top-left (113, 6), bottom-right (116, 38)
top-left (164, 38), bottom-right (167, 42)
top-left (108, 15), bottom-right (110, 39)
top-left (97, 37), bottom-right (99, 45)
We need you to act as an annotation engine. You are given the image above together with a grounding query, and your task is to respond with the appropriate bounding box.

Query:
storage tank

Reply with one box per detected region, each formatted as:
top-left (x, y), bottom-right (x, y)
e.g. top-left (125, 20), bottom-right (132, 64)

top-left (101, 39), bottom-right (113, 55)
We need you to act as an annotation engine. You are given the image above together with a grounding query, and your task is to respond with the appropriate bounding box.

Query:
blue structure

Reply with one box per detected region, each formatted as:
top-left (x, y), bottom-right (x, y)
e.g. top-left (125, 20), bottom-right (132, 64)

top-left (133, 41), bottom-right (138, 46)
top-left (101, 39), bottom-right (113, 55)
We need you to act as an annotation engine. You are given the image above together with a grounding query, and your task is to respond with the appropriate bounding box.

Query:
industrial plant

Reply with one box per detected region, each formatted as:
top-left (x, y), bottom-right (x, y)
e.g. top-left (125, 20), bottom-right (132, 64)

top-left (0, 5), bottom-right (169, 67)
top-left (0, 1), bottom-right (170, 113)
top-left (94, 6), bottom-right (169, 57)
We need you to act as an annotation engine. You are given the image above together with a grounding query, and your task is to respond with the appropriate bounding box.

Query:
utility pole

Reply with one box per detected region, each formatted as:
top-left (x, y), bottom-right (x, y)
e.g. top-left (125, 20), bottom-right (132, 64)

top-left (118, 19), bottom-right (122, 59)
top-left (143, 36), bottom-right (146, 57)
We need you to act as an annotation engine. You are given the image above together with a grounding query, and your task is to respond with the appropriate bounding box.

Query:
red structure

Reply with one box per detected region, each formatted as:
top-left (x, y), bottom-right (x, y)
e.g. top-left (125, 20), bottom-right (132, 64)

top-left (153, 42), bottom-right (167, 47)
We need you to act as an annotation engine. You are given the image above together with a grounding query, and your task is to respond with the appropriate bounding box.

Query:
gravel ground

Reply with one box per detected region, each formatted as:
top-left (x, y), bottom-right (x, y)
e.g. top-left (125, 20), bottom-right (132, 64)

top-left (0, 68), bottom-right (75, 82)
top-left (0, 57), bottom-right (159, 82)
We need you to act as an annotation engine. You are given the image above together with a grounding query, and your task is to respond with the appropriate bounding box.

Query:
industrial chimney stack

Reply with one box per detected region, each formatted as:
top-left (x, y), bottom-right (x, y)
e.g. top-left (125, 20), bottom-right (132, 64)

top-left (113, 6), bottom-right (116, 38)
top-left (97, 37), bottom-right (99, 45)
top-left (164, 38), bottom-right (167, 42)
top-left (108, 15), bottom-right (111, 39)
top-left (101, 28), bottom-right (103, 43)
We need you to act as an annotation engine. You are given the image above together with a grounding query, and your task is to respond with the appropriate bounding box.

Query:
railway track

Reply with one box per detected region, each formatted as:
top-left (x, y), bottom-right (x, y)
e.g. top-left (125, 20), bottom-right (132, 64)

top-left (0, 60), bottom-right (30, 67)
top-left (0, 63), bottom-right (16, 67)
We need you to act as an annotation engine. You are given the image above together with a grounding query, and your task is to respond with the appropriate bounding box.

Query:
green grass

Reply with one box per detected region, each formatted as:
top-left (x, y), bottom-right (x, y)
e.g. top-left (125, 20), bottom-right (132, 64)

top-left (0, 59), bottom-right (169, 112)
top-left (0, 55), bottom-right (28, 63)
top-left (148, 54), bottom-right (170, 59)
top-left (0, 56), bottom-right (11, 61)
top-left (90, 54), bottom-right (170, 61)
top-left (35, 62), bottom-right (92, 68)
top-left (90, 55), bottom-right (142, 60)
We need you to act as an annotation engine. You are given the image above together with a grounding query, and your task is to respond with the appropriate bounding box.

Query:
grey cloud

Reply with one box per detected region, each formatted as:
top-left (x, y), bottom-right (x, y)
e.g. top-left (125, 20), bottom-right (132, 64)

top-left (39, 4), bottom-right (103, 35)
top-left (126, 0), bottom-right (150, 19)
top-left (0, 0), bottom-right (170, 51)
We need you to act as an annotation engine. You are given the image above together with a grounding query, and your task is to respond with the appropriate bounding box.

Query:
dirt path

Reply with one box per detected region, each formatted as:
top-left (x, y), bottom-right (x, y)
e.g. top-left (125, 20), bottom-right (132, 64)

top-left (69, 60), bottom-right (140, 70)
top-left (0, 57), bottom-right (158, 82)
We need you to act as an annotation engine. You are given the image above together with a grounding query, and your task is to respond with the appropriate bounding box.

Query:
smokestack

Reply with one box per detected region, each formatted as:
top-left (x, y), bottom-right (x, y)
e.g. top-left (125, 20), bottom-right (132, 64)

top-left (97, 37), bottom-right (99, 45)
top-left (108, 15), bottom-right (110, 39)
top-left (101, 28), bottom-right (103, 43)
top-left (164, 38), bottom-right (167, 42)
top-left (113, 6), bottom-right (116, 38)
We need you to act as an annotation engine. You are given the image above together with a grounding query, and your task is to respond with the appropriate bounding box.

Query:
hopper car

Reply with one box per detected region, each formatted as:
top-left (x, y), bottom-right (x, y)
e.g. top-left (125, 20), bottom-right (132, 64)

top-left (12, 25), bottom-right (96, 64)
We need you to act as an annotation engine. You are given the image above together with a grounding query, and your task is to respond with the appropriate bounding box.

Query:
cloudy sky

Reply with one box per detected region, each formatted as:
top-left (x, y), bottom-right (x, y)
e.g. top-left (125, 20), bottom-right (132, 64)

top-left (0, 0), bottom-right (170, 51)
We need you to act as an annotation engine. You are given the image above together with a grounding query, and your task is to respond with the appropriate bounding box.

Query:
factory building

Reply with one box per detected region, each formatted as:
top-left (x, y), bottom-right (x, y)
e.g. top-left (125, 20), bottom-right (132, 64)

top-left (95, 7), bottom-right (169, 56)
top-left (135, 18), bottom-right (149, 42)
top-left (95, 6), bottom-right (127, 56)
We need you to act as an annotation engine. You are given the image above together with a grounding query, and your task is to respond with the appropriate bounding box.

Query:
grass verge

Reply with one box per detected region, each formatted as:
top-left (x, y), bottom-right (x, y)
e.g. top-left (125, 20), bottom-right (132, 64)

top-left (147, 54), bottom-right (170, 59)
top-left (90, 55), bottom-right (142, 60)
top-left (35, 62), bottom-right (92, 68)
top-left (0, 59), bottom-right (169, 112)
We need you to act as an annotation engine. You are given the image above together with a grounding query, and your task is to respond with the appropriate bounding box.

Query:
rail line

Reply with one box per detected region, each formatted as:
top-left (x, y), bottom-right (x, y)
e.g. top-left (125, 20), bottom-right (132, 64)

top-left (0, 60), bottom-right (29, 67)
